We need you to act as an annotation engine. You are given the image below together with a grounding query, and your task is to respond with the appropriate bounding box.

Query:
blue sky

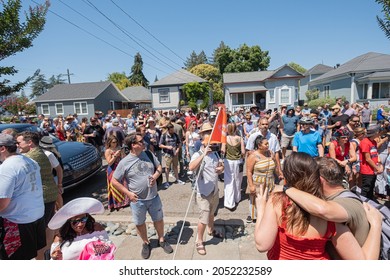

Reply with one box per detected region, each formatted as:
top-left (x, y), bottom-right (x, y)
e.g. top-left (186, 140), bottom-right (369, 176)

top-left (5, 0), bottom-right (390, 96)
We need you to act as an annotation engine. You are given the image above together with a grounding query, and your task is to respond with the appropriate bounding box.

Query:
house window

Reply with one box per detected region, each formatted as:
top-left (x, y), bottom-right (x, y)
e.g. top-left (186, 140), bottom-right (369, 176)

top-left (372, 83), bottom-right (380, 99)
top-left (110, 100), bottom-right (115, 111)
top-left (158, 88), bottom-right (170, 103)
top-left (232, 93), bottom-right (253, 105)
top-left (41, 104), bottom-right (50, 115)
top-left (268, 90), bottom-right (275, 103)
top-left (74, 102), bottom-right (88, 115)
top-left (279, 86), bottom-right (291, 104)
top-left (55, 103), bottom-right (63, 115)
top-left (324, 85), bottom-right (330, 98)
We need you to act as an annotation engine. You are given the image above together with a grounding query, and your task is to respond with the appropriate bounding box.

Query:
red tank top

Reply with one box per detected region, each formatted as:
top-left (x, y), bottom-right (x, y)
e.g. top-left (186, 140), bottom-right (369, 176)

top-left (267, 197), bottom-right (336, 260)
top-left (331, 140), bottom-right (350, 161)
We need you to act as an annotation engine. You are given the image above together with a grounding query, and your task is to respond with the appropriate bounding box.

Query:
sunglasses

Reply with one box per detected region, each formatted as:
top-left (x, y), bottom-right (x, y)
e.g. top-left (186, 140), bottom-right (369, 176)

top-left (69, 216), bottom-right (88, 226)
top-left (135, 140), bottom-right (144, 145)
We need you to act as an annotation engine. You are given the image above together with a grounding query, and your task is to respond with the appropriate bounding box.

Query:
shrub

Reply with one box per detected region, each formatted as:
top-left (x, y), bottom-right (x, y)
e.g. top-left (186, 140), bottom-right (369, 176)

top-left (308, 98), bottom-right (336, 109)
top-left (305, 89), bottom-right (320, 101)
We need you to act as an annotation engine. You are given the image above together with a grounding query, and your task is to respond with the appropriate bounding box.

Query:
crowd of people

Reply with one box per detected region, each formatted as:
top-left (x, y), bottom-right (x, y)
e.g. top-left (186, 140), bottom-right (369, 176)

top-left (1, 98), bottom-right (389, 260)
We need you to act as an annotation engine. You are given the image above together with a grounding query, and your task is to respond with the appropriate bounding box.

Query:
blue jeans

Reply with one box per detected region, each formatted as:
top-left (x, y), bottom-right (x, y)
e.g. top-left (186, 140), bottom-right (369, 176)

top-left (130, 195), bottom-right (163, 225)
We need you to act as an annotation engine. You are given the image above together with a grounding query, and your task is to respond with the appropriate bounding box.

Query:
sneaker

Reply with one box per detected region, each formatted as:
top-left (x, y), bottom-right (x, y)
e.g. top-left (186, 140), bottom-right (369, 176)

top-left (159, 240), bottom-right (173, 254)
top-left (246, 216), bottom-right (253, 223)
top-left (141, 243), bottom-right (151, 259)
top-left (162, 182), bottom-right (170, 189)
top-left (187, 170), bottom-right (193, 175)
top-left (175, 179), bottom-right (186, 185)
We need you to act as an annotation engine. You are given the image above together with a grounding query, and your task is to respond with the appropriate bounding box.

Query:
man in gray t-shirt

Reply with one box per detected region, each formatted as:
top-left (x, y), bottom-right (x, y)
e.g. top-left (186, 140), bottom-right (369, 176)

top-left (360, 102), bottom-right (372, 129)
top-left (111, 133), bottom-right (173, 259)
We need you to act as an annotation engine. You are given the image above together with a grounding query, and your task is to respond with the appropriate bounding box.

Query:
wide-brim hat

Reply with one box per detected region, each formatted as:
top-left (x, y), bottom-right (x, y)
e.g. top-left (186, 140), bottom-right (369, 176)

top-left (39, 136), bottom-right (55, 148)
top-left (48, 197), bottom-right (104, 230)
top-left (199, 122), bottom-right (213, 133)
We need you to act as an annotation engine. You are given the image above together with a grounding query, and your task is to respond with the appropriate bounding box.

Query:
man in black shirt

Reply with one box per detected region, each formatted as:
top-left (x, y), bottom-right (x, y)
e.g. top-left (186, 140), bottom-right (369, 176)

top-left (328, 104), bottom-right (349, 134)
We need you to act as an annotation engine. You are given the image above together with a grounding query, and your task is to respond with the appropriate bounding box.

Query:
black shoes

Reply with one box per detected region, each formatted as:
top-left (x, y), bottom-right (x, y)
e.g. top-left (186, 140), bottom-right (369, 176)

top-left (159, 240), bottom-right (173, 254)
top-left (246, 215), bottom-right (253, 223)
top-left (141, 243), bottom-right (151, 259)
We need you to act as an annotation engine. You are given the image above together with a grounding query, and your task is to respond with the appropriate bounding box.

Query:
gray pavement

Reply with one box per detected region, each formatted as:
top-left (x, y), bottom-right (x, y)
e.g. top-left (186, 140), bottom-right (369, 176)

top-left (93, 174), bottom-right (268, 260)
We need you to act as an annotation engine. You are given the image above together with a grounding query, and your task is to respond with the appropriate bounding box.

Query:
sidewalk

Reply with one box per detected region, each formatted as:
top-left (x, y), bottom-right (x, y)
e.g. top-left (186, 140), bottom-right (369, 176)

top-left (93, 176), bottom-right (268, 260)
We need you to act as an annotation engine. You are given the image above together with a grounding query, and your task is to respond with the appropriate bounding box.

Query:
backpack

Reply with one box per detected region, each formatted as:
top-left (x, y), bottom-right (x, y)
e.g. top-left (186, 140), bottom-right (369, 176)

top-left (145, 150), bottom-right (163, 187)
top-left (337, 190), bottom-right (390, 260)
top-left (78, 239), bottom-right (116, 260)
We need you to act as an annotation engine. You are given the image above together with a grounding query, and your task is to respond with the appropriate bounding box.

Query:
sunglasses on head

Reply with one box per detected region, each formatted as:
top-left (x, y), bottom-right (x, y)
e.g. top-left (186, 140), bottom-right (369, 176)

top-left (69, 216), bottom-right (88, 226)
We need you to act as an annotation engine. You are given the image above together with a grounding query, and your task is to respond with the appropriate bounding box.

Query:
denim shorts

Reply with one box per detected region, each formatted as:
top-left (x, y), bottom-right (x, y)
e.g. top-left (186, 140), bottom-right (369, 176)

top-left (130, 195), bottom-right (164, 225)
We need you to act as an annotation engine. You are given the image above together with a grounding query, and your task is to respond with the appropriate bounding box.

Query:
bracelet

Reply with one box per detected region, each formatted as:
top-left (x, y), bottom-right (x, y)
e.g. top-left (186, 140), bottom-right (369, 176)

top-left (283, 185), bottom-right (290, 193)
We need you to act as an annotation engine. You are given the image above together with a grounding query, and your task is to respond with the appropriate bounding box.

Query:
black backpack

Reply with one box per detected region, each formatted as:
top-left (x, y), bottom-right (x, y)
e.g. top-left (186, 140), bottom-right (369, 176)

top-left (145, 150), bottom-right (163, 187)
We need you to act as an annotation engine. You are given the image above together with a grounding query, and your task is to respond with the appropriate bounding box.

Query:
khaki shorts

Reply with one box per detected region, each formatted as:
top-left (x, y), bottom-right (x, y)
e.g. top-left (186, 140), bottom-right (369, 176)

top-left (163, 154), bottom-right (178, 169)
top-left (197, 190), bottom-right (219, 225)
top-left (281, 133), bottom-right (294, 148)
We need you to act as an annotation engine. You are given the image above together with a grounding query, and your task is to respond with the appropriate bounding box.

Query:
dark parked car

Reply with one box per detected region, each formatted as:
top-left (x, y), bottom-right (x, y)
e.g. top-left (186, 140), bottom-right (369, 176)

top-left (0, 123), bottom-right (102, 192)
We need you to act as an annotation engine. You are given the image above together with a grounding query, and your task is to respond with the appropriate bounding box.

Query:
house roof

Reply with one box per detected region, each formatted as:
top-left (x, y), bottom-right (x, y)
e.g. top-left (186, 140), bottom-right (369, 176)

top-left (122, 86), bottom-right (151, 102)
top-left (356, 71), bottom-right (390, 81)
top-left (311, 52), bottom-right (390, 84)
top-left (33, 81), bottom-right (115, 102)
top-left (304, 64), bottom-right (334, 76)
top-left (150, 69), bottom-right (206, 87)
top-left (223, 71), bottom-right (274, 84)
top-left (228, 85), bottom-right (267, 93)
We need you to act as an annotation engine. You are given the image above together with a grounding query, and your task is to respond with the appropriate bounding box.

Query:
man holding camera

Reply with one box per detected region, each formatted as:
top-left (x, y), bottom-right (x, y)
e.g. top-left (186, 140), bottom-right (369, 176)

top-left (189, 123), bottom-right (224, 256)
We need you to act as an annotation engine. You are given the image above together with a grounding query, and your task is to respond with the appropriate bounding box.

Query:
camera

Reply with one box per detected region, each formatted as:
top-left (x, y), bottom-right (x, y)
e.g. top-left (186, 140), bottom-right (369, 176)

top-left (210, 144), bottom-right (220, 152)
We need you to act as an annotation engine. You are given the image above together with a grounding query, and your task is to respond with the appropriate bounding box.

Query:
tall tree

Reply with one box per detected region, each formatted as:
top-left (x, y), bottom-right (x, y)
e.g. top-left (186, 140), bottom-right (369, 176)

top-left (184, 50), bottom-right (209, 70)
top-left (47, 74), bottom-right (66, 89)
top-left (376, 0), bottom-right (390, 40)
top-left (0, 0), bottom-right (50, 96)
top-left (213, 42), bottom-right (270, 74)
top-left (30, 72), bottom-right (48, 99)
top-left (128, 52), bottom-right (149, 87)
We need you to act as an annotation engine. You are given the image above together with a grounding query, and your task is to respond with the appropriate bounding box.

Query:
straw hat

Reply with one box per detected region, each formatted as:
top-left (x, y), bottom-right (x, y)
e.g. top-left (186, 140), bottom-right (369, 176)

top-left (199, 122), bottom-right (213, 133)
top-left (48, 197), bottom-right (104, 230)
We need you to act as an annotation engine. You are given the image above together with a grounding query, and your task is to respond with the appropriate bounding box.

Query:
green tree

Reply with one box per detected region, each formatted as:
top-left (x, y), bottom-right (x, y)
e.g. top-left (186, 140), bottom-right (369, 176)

top-left (47, 74), bottom-right (66, 89)
top-left (184, 50), bottom-right (209, 70)
top-left (128, 52), bottom-right (149, 87)
top-left (376, 0), bottom-right (390, 40)
top-left (189, 64), bottom-right (224, 103)
top-left (0, 0), bottom-right (50, 96)
top-left (30, 72), bottom-right (48, 99)
top-left (305, 89), bottom-right (320, 101)
top-left (288, 62), bottom-right (306, 74)
top-left (213, 43), bottom-right (270, 74)
top-left (182, 82), bottom-right (210, 111)
top-left (107, 72), bottom-right (131, 90)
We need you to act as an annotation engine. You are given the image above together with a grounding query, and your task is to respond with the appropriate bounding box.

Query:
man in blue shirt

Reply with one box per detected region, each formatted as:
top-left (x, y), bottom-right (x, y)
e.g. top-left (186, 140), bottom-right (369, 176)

top-left (293, 117), bottom-right (324, 157)
top-left (280, 106), bottom-right (299, 160)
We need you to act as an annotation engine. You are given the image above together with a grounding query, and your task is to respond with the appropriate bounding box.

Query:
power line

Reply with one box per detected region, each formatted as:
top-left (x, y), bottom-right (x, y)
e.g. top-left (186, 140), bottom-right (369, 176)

top-left (83, 0), bottom-right (182, 71)
top-left (110, 0), bottom-right (186, 63)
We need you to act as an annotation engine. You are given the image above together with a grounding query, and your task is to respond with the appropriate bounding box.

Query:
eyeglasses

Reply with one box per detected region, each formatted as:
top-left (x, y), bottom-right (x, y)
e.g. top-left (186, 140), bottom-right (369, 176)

top-left (340, 136), bottom-right (349, 139)
top-left (351, 120), bottom-right (360, 123)
top-left (135, 140), bottom-right (144, 145)
top-left (69, 216), bottom-right (88, 226)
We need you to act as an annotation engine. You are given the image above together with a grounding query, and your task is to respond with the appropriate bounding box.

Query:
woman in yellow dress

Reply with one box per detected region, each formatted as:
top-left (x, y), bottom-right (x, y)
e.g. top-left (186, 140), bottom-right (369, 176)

top-left (246, 134), bottom-right (276, 223)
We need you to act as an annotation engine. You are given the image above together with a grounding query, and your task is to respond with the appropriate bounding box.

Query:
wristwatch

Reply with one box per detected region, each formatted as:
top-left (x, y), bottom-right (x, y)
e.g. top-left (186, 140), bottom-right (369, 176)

top-left (283, 185), bottom-right (291, 193)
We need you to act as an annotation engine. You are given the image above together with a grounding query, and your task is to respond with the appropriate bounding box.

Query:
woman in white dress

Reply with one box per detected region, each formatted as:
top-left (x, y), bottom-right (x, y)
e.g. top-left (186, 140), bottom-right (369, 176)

top-left (221, 123), bottom-right (245, 211)
top-left (48, 197), bottom-right (110, 260)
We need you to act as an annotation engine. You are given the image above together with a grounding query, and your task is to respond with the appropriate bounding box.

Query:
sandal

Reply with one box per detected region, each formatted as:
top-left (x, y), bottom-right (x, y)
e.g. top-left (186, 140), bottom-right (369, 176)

top-left (196, 242), bottom-right (206, 255)
top-left (208, 230), bottom-right (224, 239)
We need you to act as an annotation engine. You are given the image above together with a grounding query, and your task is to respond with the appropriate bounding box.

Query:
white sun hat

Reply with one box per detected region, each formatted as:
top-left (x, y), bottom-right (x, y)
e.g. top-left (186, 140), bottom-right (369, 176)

top-left (48, 197), bottom-right (104, 230)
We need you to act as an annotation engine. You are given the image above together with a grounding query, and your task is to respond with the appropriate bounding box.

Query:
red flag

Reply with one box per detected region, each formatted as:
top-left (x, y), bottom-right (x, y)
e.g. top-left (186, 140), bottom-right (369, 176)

top-left (210, 105), bottom-right (227, 144)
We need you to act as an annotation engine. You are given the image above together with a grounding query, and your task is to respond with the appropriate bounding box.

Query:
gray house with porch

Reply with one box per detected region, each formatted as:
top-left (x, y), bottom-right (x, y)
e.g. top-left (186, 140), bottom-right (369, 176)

top-left (34, 81), bottom-right (128, 119)
top-left (308, 52), bottom-right (390, 108)
top-left (223, 64), bottom-right (304, 112)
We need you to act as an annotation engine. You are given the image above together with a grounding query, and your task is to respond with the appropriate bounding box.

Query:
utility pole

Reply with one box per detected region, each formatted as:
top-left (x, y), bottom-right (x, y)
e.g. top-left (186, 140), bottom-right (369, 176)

top-left (60, 69), bottom-right (74, 84)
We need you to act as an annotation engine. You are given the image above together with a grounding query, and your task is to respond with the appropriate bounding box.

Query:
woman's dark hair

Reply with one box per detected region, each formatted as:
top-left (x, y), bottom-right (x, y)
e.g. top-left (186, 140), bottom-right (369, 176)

top-left (276, 152), bottom-right (323, 235)
top-left (105, 134), bottom-right (119, 149)
top-left (59, 213), bottom-right (95, 248)
top-left (253, 135), bottom-right (266, 149)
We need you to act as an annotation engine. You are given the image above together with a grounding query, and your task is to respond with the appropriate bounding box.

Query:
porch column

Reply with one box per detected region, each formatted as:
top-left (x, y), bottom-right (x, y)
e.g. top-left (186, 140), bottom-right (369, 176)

top-left (350, 74), bottom-right (356, 103)
top-left (367, 82), bottom-right (373, 100)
